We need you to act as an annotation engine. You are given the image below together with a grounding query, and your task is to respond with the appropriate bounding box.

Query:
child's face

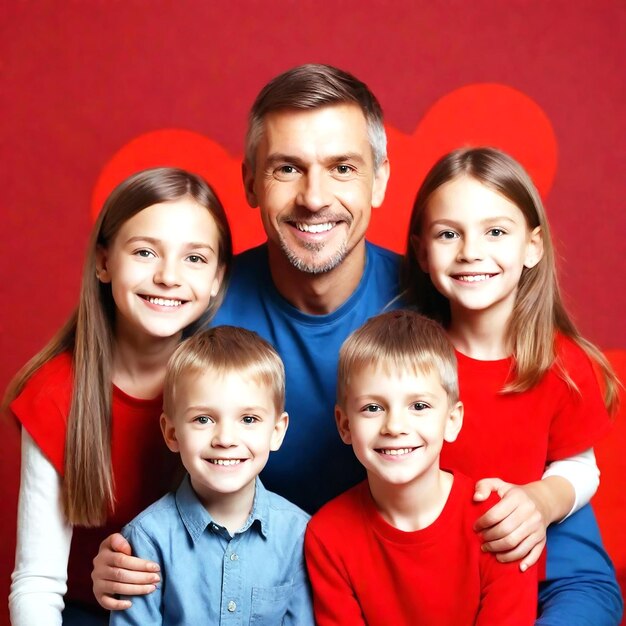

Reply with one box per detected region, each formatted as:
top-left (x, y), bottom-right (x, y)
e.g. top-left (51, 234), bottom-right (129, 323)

top-left (415, 175), bottom-right (542, 324)
top-left (161, 369), bottom-right (288, 507)
top-left (336, 365), bottom-right (462, 488)
top-left (96, 198), bottom-right (223, 343)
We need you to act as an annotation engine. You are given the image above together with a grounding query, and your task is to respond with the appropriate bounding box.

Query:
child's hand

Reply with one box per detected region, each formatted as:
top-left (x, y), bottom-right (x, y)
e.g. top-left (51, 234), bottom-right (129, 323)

top-left (92, 532), bottom-right (161, 610)
top-left (473, 477), bottom-right (548, 572)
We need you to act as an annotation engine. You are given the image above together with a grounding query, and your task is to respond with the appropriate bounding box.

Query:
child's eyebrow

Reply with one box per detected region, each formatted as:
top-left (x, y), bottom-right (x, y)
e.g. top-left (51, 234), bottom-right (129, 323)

top-left (184, 405), bottom-right (269, 414)
top-left (125, 236), bottom-right (216, 251)
top-left (428, 216), bottom-right (518, 227)
top-left (353, 391), bottom-right (439, 402)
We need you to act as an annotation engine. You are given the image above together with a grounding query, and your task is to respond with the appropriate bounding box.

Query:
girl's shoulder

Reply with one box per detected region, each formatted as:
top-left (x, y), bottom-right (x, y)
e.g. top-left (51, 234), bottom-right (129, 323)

top-left (10, 351), bottom-right (74, 474)
top-left (553, 333), bottom-right (600, 382)
top-left (12, 352), bottom-right (73, 404)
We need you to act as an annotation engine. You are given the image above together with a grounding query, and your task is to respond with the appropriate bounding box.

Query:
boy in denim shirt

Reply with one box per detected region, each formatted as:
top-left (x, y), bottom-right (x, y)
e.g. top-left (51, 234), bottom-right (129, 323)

top-left (110, 326), bottom-right (313, 625)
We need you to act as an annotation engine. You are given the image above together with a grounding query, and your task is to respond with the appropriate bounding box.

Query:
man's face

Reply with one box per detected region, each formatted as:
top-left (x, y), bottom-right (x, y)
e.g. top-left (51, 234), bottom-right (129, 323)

top-left (244, 104), bottom-right (389, 275)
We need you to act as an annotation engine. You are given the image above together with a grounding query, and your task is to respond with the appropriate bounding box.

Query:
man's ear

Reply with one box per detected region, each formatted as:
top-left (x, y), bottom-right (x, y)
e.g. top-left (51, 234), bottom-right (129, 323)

top-left (524, 226), bottom-right (544, 269)
top-left (242, 161), bottom-right (259, 208)
top-left (443, 401), bottom-right (463, 444)
top-left (270, 412), bottom-right (289, 452)
top-left (335, 405), bottom-right (352, 445)
top-left (95, 245), bottom-right (112, 283)
top-left (371, 158), bottom-right (391, 209)
top-left (160, 413), bottom-right (180, 453)
top-left (410, 234), bottom-right (429, 273)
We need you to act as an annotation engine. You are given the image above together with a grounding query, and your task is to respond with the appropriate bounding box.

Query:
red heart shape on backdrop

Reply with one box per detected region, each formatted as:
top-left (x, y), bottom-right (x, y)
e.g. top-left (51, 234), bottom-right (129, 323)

top-left (91, 83), bottom-right (558, 254)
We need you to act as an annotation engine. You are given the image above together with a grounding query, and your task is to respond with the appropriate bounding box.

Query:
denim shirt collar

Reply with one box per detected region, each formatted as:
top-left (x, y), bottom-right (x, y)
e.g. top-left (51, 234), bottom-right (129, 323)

top-left (175, 474), bottom-right (269, 543)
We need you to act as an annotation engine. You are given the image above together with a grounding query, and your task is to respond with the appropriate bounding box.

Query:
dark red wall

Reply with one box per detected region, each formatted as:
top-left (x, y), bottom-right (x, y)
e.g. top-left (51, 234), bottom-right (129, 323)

top-left (2, 3), bottom-right (624, 624)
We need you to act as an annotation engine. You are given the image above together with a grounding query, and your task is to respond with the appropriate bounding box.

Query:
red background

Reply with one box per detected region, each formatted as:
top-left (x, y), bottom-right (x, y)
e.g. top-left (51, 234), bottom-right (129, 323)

top-left (1, 3), bottom-right (625, 623)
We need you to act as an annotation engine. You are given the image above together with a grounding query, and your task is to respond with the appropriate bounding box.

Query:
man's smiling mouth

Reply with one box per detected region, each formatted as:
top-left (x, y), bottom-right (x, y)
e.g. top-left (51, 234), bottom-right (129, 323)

top-left (295, 222), bottom-right (335, 233)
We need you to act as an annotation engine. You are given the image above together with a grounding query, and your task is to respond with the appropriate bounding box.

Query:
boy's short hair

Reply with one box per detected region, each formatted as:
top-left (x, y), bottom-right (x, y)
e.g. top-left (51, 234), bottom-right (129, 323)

top-left (337, 310), bottom-right (458, 406)
top-left (163, 326), bottom-right (286, 416)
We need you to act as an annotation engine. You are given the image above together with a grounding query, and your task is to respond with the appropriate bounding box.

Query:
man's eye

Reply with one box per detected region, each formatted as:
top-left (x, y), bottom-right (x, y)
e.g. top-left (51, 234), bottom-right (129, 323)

top-left (335, 164), bottom-right (355, 176)
top-left (273, 165), bottom-right (299, 180)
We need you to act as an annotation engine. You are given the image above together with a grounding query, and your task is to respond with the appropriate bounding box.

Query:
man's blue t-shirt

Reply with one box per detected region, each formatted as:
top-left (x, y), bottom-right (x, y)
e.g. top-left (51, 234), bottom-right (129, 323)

top-left (213, 241), bottom-right (401, 513)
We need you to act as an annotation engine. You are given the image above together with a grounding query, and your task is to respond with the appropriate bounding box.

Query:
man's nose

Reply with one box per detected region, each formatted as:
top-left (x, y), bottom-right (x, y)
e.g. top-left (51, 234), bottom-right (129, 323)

top-left (296, 169), bottom-right (332, 212)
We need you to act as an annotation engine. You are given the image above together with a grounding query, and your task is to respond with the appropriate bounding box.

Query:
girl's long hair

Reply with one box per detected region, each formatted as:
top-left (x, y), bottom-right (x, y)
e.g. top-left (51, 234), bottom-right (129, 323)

top-left (3, 167), bottom-right (233, 526)
top-left (401, 147), bottom-right (619, 413)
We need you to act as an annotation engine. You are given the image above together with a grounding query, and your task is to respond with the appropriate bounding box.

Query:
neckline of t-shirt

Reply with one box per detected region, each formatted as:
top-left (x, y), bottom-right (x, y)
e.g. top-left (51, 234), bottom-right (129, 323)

top-left (112, 384), bottom-right (163, 409)
top-left (362, 471), bottom-right (460, 545)
top-left (266, 241), bottom-right (376, 326)
top-left (454, 347), bottom-right (513, 367)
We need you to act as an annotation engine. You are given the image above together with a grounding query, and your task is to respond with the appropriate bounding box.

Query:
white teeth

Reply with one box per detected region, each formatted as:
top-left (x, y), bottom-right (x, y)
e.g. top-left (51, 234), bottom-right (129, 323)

top-left (296, 222), bottom-right (334, 233)
top-left (379, 448), bottom-right (414, 456)
top-left (208, 459), bottom-right (242, 466)
top-left (146, 296), bottom-right (183, 307)
top-left (456, 274), bottom-right (492, 283)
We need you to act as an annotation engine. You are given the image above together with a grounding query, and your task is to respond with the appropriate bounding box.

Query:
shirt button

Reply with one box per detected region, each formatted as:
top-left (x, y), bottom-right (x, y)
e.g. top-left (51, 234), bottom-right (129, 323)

top-left (230, 553), bottom-right (239, 561)
top-left (227, 600), bottom-right (237, 612)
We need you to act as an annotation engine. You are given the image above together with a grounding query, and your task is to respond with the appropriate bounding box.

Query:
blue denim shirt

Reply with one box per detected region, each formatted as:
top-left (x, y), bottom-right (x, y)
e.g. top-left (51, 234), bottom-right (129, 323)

top-left (109, 475), bottom-right (313, 625)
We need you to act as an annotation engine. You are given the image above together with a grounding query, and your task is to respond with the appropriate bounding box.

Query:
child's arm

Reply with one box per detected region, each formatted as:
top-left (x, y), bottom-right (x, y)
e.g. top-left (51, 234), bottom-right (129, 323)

top-left (304, 526), bottom-right (366, 626)
top-left (541, 448), bottom-right (600, 517)
top-left (92, 534), bottom-right (161, 609)
top-left (476, 545), bottom-right (538, 625)
top-left (108, 526), bottom-right (164, 626)
top-left (473, 448), bottom-right (599, 570)
top-left (9, 430), bottom-right (72, 626)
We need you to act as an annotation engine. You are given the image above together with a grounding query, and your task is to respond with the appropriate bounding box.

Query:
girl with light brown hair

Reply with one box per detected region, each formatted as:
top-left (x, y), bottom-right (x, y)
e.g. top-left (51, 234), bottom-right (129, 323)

top-left (402, 146), bottom-right (620, 617)
top-left (5, 167), bottom-right (232, 625)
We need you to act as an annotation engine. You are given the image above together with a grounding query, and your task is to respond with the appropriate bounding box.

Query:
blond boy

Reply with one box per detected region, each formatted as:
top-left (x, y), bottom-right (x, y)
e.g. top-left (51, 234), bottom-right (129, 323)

top-left (304, 310), bottom-right (537, 625)
top-left (111, 326), bottom-right (313, 626)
